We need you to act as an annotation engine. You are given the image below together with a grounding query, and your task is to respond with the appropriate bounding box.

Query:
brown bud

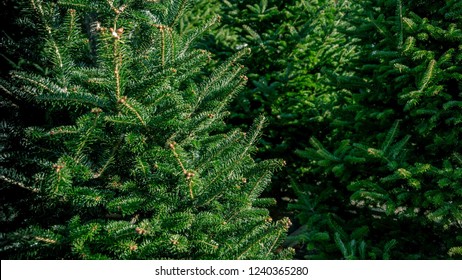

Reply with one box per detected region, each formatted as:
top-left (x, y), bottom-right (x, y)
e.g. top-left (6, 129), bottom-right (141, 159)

top-left (53, 164), bottom-right (63, 173)
top-left (186, 172), bottom-right (195, 180)
top-left (281, 217), bottom-right (292, 229)
top-left (135, 227), bottom-right (147, 235)
top-left (110, 27), bottom-right (121, 39)
top-left (91, 107), bottom-right (102, 114)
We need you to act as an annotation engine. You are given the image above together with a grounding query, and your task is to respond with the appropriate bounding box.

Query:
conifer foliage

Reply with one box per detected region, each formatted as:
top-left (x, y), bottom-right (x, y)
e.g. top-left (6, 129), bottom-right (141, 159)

top-left (293, 0), bottom-right (462, 259)
top-left (0, 0), bottom-right (292, 259)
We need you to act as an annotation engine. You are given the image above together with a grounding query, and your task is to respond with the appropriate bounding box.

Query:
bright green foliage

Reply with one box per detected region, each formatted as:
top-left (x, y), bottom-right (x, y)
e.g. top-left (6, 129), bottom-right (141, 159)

top-left (0, 0), bottom-right (292, 259)
top-left (208, 0), bottom-right (354, 138)
top-left (293, 0), bottom-right (462, 259)
top-left (178, 0), bottom-right (220, 33)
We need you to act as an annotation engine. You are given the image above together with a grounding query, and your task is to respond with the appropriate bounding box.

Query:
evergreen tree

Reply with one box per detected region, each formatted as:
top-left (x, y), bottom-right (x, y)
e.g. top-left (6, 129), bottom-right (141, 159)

top-left (0, 0), bottom-right (292, 260)
top-left (293, 0), bottom-right (462, 259)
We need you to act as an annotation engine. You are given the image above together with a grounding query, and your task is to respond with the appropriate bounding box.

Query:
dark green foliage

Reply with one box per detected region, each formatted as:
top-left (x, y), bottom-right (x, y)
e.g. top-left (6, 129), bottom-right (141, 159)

top-left (0, 0), bottom-right (292, 259)
top-left (292, 0), bottom-right (462, 259)
top-left (181, 0), bottom-right (356, 221)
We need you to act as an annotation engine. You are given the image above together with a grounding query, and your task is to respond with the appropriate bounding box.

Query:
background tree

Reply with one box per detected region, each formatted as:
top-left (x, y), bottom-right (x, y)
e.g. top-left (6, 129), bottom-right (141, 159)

top-left (293, 0), bottom-right (462, 259)
top-left (0, 0), bottom-right (292, 260)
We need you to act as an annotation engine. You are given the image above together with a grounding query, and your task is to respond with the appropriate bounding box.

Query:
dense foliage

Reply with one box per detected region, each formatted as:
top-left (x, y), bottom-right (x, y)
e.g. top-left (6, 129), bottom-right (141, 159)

top-left (293, 0), bottom-right (462, 259)
top-left (0, 0), bottom-right (292, 259)
top-left (2, 0), bottom-right (462, 260)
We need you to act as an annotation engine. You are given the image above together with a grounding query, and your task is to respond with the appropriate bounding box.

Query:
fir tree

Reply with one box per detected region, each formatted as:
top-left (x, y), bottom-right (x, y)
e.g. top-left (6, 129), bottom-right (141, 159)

top-left (0, 0), bottom-right (292, 260)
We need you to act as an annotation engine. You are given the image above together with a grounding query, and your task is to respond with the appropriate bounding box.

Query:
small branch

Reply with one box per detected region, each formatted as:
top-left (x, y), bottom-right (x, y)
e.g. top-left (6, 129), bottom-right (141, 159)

top-left (67, 9), bottom-right (76, 42)
top-left (236, 232), bottom-right (267, 260)
top-left (0, 175), bottom-right (38, 192)
top-left (35, 236), bottom-right (57, 244)
top-left (113, 39), bottom-right (122, 100)
top-left (159, 25), bottom-right (166, 67)
top-left (169, 142), bottom-right (195, 199)
top-left (266, 228), bottom-right (282, 257)
top-left (32, 0), bottom-right (64, 73)
top-left (188, 180), bottom-right (194, 200)
top-left (12, 73), bottom-right (53, 94)
top-left (198, 240), bottom-right (219, 250)
top-left (93, 134), bottom-right (124, 178)
top-left (108, 1), bottom-right (125, 101)
top-left (118, 97), bottom-right (146, 126)
top-left (75, 114), bottom-right (100, 158)
top-left (169, 0), bottom-right (188, 28)
top-left (161, 27), bottom-right (165, 67)
top-left (169, 142), bottom-right (186, 173)
top-left (168, 28), bottom-right (175, 58)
